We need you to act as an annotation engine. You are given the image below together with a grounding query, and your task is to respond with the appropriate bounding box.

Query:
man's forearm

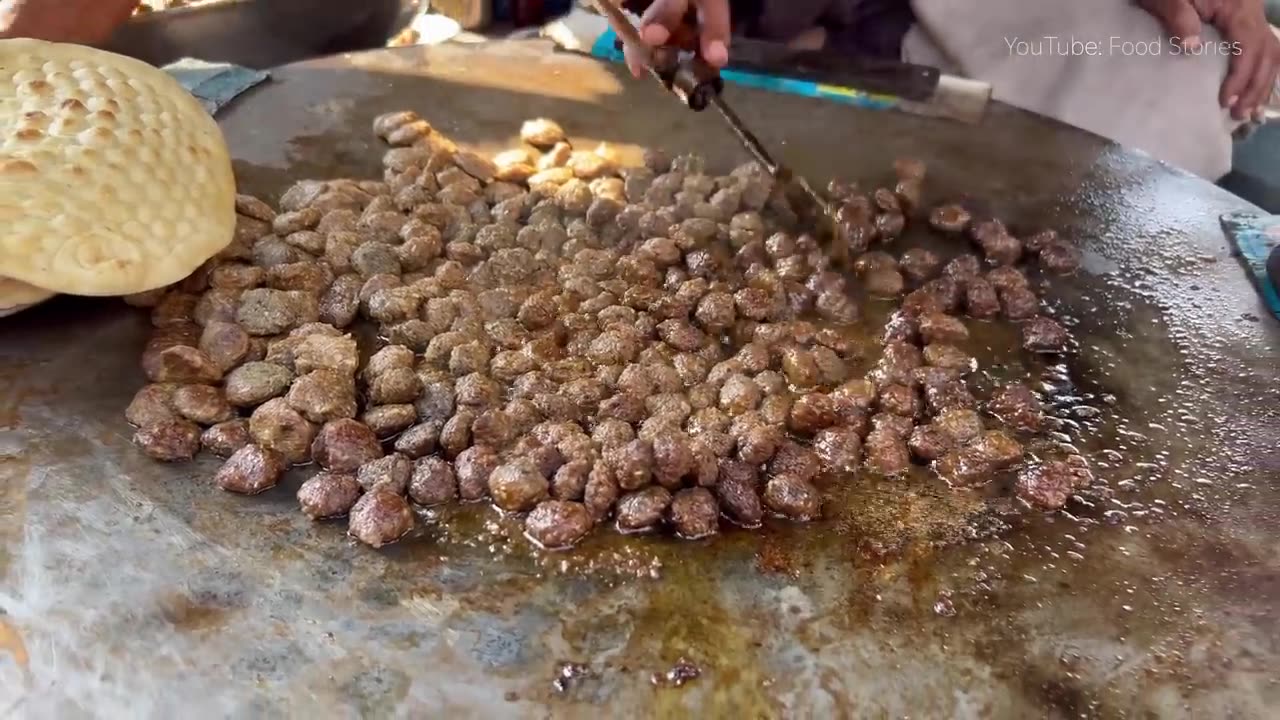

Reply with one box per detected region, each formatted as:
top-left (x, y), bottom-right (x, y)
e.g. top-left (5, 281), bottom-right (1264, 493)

top-left (0, 0), bottom-right (31, 38)
top-left (0, 0), bottom-right (139, 43)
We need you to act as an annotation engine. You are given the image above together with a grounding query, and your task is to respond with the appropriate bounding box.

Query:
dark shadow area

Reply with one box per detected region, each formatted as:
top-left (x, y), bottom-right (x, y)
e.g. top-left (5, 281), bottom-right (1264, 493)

top-left (1221, 169), bottom-right (1280, 214)
top-left (1270, 240), bottom-right (1280, 292)
top-left (1216, 109), bottom-right (1280, 213)
top-left (101, 0), bottom-right (420, 69)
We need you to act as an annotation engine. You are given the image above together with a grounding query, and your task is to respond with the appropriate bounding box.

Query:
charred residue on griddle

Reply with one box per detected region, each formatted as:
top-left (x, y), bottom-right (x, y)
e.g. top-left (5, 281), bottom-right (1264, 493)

top-left (932, 589), bottom-right (956, 617)
top-left (551, 661), bottom-right (593, 694)
top-left (755, 534), bottom-right (802, 577)
top-left (157, 591), bottom-right (235, 632)
top-left (650, 657), bottom-right (701, 688)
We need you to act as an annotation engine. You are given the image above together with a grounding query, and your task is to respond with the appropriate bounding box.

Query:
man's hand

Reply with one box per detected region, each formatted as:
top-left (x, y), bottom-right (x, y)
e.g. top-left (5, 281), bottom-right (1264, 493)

top-left (1198, 0), bottom-right (1280, 120)
top-left (1138, 0), bottom-right (1206, 48)
top-left (621, 0), bottom-right (732, 78)
top-left (0, 0), bottom-right (139, 45)
top-left (1139, 0), bottom-right (1279, 121)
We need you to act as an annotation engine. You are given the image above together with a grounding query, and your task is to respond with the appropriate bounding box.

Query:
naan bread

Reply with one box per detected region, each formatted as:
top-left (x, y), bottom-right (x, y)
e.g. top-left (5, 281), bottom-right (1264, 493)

top-left (0, 39), bottom-right (236, 296)
top-left (0, 276), bottom-right (55, 317)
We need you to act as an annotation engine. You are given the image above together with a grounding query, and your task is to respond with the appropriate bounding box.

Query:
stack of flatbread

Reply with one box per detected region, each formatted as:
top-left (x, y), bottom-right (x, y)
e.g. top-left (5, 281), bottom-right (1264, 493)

top-left (0, 39), bottom-right (236, 317)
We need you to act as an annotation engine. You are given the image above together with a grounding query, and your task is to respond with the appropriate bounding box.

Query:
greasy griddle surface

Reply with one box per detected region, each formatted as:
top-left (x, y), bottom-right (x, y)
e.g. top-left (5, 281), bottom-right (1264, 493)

top-left (2, 41), bottom-right (1279, 717)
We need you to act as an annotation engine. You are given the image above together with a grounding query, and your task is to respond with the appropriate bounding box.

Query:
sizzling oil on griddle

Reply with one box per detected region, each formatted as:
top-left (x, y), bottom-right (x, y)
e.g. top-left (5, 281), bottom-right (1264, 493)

top-left (314, 191), bottom-right (1240, 712)
top-left (1, 179), bottom-right (1245, 718)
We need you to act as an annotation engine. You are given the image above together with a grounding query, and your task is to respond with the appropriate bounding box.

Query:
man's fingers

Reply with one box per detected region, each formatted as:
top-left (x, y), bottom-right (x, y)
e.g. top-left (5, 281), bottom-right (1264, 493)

top-left (1217, 11), bottom-right (1268, 115)
top-left (1167, 2), bottom-right (1204, 48)
top-left (614, 0), bottom-right (676, 77)
top-left (641, 24), bottom-right (670, 46)
top-left (695, 0), bottom-right (731, 66)
top-left (631, 0), bottom-right (732, 68)
top-left (1239, 40), bottom-right (1278, 117)
top-left (1139, 0), bottom-right (1205, 48)
top-left (1190, 0), bottom-right (1226, 23)
top-left (623, 25), bottom-right (674, 76)
top-left (623, 42), bottom-right (645, 78)
top-left (1221, 42), bottom-right (1260, 116)
top-left (640, 0), bottom-right (691, 33)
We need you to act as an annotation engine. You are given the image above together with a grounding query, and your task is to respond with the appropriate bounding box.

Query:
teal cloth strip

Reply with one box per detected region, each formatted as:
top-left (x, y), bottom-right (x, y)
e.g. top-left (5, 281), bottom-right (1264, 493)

top-left (163, 58), bottom-right (269, 115)
top-left (1220, 211), bottom-right (1280, 320)
top-left (588, 28), bottom-right (897, 111)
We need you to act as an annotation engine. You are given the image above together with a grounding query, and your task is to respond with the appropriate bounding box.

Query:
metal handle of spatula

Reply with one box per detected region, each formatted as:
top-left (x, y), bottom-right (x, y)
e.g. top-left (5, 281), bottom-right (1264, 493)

top-left (591, 0), bottom-right (841, 256)
top-left (591, 1), bottom-right (824, 209)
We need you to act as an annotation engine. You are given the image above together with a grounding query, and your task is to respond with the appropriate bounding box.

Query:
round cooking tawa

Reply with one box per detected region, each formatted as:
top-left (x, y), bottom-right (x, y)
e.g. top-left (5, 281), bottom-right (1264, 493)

top-left (2, 42), bottom-right (1278, 716)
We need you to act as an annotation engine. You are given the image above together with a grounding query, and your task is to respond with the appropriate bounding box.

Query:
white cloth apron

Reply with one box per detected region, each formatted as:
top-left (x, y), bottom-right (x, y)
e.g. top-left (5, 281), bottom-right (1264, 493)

top-left (903, 0), bottom-right (1242, 179)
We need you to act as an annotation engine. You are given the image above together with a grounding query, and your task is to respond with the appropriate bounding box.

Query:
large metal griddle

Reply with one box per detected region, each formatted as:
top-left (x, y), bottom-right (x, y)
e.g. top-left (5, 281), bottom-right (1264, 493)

top-left (2, 41), bottom-right (1279, 717)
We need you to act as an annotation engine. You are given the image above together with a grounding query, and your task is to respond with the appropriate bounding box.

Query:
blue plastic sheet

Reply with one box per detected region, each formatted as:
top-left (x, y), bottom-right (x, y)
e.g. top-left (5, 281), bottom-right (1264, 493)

top-left (163, 58), bottom-right (270, 115)
top-left (1221, 211), bottom-right (1280, 321)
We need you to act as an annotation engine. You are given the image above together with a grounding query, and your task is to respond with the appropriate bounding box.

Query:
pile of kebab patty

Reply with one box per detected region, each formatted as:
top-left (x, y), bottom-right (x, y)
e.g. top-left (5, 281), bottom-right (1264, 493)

top-left (125, 112), bottom-right (1093, 550)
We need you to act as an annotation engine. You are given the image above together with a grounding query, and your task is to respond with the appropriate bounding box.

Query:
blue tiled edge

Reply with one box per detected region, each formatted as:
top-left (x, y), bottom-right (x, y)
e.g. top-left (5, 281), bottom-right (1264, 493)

top-left (1221, 211), bottom-right (1280, 320)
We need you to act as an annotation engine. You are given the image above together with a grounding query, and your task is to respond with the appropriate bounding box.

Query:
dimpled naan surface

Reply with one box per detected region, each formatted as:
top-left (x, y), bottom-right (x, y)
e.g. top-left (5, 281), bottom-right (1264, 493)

top-left (0, 40), bottom-right (236, 295)
top-left (0, 275), bottom-right (55, 317)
